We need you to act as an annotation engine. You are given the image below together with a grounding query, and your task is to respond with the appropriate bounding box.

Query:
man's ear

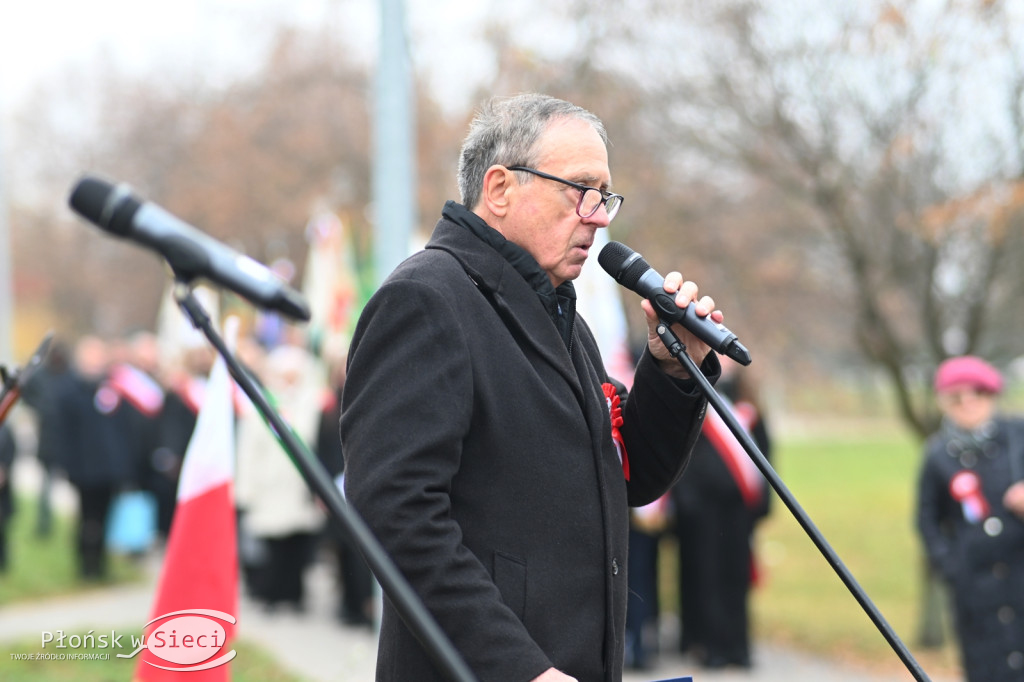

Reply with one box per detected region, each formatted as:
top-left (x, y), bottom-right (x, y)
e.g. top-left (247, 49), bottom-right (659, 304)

top-left (479, 165), bottom-right (514, 218)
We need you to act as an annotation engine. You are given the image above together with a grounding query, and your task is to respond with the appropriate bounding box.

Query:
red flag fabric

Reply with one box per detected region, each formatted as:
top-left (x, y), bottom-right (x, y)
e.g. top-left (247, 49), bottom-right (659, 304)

top-left (136, 319), bottom-right (238, 681)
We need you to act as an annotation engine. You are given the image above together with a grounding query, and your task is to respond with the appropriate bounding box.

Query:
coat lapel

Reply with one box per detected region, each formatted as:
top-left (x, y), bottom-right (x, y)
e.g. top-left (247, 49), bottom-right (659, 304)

top-left (426, 220), bottom-right (586, 409)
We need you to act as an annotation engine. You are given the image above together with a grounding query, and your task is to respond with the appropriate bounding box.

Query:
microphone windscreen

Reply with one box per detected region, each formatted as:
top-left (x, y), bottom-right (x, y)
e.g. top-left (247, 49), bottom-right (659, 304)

top-left (69, 176), bottom-right (115, 225)
top-left (616, 253), bottom-right (653, 291)
top-left (598, 241), bottom-right (652, 292)
top-left (597, 240), bottom-right (634, 276)
top-left (69, 176), bottom-right (141, 236)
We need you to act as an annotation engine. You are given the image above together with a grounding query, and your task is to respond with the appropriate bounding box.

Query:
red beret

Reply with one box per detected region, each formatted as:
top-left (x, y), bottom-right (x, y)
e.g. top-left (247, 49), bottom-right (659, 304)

top-left (934, 356), bottom-right (1003, 395)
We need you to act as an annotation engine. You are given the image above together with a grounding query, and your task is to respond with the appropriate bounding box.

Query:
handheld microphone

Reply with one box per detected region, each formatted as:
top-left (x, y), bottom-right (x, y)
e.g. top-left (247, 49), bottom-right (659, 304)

top-left (68, 176), bottom-right (311, 321)
top-left (598, 240), bottom-right (751, 366)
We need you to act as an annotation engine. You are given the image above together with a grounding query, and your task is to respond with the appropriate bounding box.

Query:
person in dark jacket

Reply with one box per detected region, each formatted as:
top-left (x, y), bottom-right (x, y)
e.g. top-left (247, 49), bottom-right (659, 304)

top-left (670, 359), bottom-right (771, 669)
top-left (917, 355), bottom-right (1024, 682)
top-left (20, 339), bottom-right (72, 538)
top-left (54, 336), bottom-right (143, 580)
top-left (341, 93), bottom-right (724, 682)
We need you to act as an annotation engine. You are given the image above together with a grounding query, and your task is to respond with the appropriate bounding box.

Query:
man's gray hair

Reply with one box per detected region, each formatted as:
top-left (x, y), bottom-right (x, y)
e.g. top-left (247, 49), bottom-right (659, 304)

top-left (457, 93), bottom-right (608, 211)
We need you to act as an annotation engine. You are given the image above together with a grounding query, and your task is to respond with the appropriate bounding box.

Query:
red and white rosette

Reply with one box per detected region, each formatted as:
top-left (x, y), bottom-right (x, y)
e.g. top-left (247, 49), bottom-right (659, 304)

top-left (949, 470), bottom-right (990, 524)
top-left (602, 382), bottom-right (629, 480)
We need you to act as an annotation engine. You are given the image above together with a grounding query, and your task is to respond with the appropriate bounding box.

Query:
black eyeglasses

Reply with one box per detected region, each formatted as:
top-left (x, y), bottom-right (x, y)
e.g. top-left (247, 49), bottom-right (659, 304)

top-left (507, 166), bottom-right (624, 222)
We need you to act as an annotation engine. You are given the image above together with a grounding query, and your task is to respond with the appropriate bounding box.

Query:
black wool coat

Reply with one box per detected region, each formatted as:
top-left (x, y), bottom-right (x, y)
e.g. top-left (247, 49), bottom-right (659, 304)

top-left (341, 214), bottom-right (714, 682)
top-left (917, 417), bottom-right (1024, 682)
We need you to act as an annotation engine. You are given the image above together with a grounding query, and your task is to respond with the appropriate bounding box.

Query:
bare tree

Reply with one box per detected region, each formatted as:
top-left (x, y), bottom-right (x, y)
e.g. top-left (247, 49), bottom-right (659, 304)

top-left (12, 24), bottom-right (376, 336)
top-left (466, 14), bottom-right (854, 389)
top-left (557, 0), bottom-right (1024, 653)
top-left (544, 0), bottom-right (1024, 439)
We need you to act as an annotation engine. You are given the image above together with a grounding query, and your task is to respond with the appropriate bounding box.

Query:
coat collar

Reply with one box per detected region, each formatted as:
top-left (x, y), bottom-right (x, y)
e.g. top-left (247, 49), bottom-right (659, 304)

top-left (426, 203), bottom-right (585, 404)
top-left (439, 202), bottom-right (577, 332)
top-left (426, 205), bottom-right (618, 494)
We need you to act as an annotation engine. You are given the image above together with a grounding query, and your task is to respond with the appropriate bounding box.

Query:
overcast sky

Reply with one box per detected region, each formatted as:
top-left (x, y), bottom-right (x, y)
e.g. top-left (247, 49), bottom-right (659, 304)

top-left (0, 0), bottom-right (500, 120)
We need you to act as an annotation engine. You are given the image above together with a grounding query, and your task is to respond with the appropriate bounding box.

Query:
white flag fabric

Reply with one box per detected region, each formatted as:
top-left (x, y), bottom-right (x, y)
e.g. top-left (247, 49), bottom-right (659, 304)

top-left (574, 229), bottom-right (636, 388)
top-left (175, 317), bottom-right (237, 502)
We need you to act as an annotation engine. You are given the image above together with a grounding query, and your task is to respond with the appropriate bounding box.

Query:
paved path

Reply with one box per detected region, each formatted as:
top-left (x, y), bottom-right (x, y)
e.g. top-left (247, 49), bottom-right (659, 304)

top-left (0, 551), bottom-right (957, 682)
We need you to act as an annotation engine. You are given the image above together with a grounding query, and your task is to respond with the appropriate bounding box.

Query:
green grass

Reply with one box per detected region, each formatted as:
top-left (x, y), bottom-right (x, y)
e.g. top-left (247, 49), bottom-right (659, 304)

top-left (0, 632), bottom-right (302, 681)
top-left (748, 431), bottom-right (962, 675)
top-left (6, 432), bottom-right (962, 677)
top-left (657, 427), bottom-right (963, 675)
top-left (0, 496), bottom-right (142, 606)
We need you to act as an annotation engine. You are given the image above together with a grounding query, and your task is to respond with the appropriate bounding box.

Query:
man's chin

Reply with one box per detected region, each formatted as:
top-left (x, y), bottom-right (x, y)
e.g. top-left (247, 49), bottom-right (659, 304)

top-left (561, 264), bottom-right (586, 282)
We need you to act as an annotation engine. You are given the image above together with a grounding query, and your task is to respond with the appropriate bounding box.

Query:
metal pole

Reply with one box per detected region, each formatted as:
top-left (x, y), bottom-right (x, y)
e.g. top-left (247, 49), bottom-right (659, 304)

top-left (372, 0), bottom-right (417, 287)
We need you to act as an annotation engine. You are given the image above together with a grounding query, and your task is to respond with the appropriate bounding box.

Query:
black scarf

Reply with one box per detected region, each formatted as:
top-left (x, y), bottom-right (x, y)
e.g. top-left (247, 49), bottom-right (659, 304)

top-left (940, 417), bottom-right (1000, 468)
top-left (442, 201), bottom-right (576, 350)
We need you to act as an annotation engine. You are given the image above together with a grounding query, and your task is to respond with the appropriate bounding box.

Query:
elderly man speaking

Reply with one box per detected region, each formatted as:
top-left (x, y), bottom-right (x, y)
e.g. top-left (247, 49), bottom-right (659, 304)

top-left (341, 93), bottom-right (724, 682)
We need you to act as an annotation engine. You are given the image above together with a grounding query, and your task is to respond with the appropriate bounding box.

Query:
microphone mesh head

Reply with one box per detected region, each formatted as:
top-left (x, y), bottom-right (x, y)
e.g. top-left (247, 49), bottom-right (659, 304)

top-left (617, 253), bottom-right (652, 291)
top-left (69, 176), bottom-right (115, 225)
top-left (598, 240), bottom-right (651, 290)
top-left (597, 240), bottom-right (635, 278)
top-left (69, 176), bottom-right (141, 236)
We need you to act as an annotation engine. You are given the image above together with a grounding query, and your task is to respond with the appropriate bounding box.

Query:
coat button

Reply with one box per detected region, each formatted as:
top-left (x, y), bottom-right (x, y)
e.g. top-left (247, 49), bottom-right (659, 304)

top-left (611, 558), bottom-right (620, 576)
top-left (1009, 651), bottom-right (1024, 671)
top-left (999, 606), bottom-right (1015, 624)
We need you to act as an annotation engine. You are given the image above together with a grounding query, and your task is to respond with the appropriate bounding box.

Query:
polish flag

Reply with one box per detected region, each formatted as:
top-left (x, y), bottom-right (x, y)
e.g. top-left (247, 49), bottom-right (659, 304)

top-left (137, 318), bottom-right (239, 681)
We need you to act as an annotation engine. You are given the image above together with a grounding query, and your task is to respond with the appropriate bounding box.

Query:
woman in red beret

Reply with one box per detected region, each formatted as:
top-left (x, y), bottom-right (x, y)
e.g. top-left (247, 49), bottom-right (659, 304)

top-left (916, 355), bottom-right (1024, 682)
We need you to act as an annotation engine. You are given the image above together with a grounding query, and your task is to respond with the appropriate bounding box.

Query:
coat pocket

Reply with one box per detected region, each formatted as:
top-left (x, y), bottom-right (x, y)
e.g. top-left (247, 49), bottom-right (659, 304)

top-left (493, 551), bottom-right (527, 621)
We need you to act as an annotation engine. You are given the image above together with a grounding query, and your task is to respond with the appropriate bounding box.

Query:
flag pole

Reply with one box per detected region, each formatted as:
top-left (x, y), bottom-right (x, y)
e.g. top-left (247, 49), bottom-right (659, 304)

top-left (172, 282), bottom-right (477, 682)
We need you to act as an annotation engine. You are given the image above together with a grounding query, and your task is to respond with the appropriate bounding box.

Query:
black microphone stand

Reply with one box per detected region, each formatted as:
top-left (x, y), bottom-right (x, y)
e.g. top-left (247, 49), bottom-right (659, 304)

top-left (173, 282), bottom-right (477, 682)
top-left (0, 332), bottom-right (53, 427)
top-left (653, 321), bottom-right (931, 682)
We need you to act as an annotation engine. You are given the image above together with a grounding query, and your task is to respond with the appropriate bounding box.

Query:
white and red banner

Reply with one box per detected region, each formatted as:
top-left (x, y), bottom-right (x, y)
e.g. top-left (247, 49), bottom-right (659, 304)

top-left (136, 318), bottom-right (239, 681)
top-left (302, 211), bottom-right (361, 360)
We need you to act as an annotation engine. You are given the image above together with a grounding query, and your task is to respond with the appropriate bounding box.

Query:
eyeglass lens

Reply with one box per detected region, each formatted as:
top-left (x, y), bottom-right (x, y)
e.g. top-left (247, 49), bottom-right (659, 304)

top-left (580, 189), bottom-right (621, 219)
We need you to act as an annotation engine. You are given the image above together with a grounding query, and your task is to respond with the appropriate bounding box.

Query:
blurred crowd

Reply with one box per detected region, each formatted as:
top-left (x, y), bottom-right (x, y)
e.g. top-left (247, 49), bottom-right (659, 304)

top-left (6, 320), bottom-right (1022, 681)
top-left (0, 322), bottom-right (777, 667)
top-left (2, 323), bottom-right (375, 630)
top-left (0, 324), bottom-right (778, 669)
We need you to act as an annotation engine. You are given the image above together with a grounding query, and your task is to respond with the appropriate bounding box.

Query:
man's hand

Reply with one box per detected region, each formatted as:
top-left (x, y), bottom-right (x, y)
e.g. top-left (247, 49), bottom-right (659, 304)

top-left (1004, 481), bottom-right (1024, 519)
top-left (531, 668), bottom-right (578, 682)
top-left (641, 271), bottom-right (722, 379)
